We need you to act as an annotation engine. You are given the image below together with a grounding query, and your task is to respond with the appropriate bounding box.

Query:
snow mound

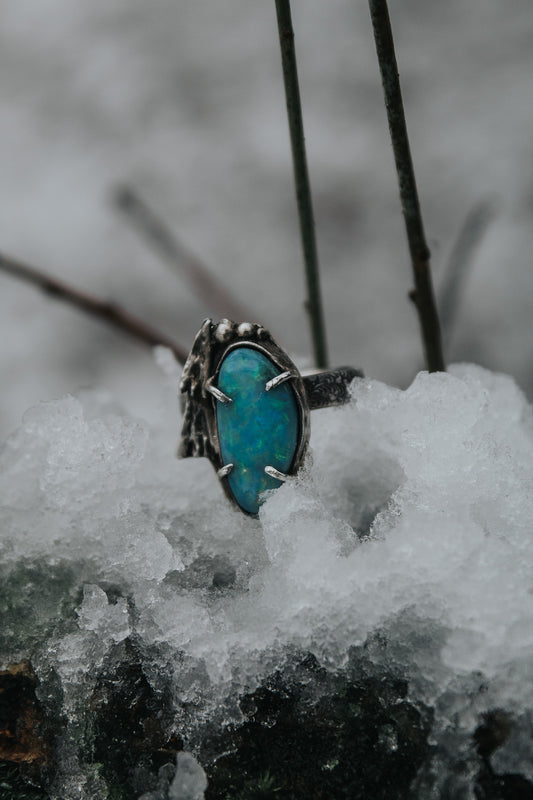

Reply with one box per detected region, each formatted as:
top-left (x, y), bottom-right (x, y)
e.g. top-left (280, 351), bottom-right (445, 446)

top-left (1, 358), bottom-right (532, 798)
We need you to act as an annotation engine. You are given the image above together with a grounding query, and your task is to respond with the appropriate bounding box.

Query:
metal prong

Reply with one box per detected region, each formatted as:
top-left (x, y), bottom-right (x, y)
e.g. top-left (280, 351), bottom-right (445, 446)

top-left (217, 463), bottom-right (234, 478)
top-left (265, 370), bottom-right (295, 392)
top-left (264, 465), bottom-right (290, 482)
top-left (206, 377), bottom-right (232, 404)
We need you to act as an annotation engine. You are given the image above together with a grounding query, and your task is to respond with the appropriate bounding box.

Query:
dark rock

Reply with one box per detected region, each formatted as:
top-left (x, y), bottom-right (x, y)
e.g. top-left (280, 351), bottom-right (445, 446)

top-left (0, 661), bottom-right (54, 800)
top-left (474, 711), bottom-right (533, 800)
top-left (202, 654), bottom-right (431, 800)
top-left (474, 710), bottom-right (515, 759)
top-left (0, 661), bottom-right (50, 767)
top-left (86, 638), bottom-right (183, 800)
top-left (0, 761), bottom-right (50, 800)
top-left (3, 646), bottom-right (533, 799)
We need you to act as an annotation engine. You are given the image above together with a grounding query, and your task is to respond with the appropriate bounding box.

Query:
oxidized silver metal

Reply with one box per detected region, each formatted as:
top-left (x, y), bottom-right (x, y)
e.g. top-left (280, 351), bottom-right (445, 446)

top-left (302, 366), bottom-right (363, 409)
top-left (178, 318), bottom-right (362, 512)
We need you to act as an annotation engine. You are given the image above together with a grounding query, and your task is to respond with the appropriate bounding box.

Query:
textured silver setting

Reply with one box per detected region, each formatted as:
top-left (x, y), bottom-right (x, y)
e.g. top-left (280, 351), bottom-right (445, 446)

top-left (302, 366), bottom-right (363, 410)
top-left (178, 319), bottom-right (361, 513)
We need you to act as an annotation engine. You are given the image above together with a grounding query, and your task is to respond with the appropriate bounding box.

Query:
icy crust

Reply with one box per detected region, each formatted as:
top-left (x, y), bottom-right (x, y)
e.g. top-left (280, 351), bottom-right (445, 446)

top-left (1, 360), bottom-right (533, 798)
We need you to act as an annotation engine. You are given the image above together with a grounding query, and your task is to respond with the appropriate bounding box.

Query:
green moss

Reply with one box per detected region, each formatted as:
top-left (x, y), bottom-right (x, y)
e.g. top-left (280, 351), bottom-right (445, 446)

top-left (0, 762), bottom-right (50, 800)
top-left (0, 562), bottom-right (82, 658)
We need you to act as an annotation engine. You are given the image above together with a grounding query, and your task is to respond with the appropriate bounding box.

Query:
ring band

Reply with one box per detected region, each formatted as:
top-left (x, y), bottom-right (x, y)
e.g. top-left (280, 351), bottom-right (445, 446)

top-left (302, 367), bottom-right (363, 410)
top-left (178, 319), bottom-right (362, 515)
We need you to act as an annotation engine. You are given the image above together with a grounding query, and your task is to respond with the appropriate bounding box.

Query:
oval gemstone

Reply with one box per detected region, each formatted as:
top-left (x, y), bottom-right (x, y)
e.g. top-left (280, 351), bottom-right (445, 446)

top-left (216, 347), bottom-right (300, 514)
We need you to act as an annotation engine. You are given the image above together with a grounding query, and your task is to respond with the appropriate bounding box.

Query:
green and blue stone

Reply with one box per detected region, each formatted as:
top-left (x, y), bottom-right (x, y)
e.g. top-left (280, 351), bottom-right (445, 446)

top-left (216, 346), bottom-right (300, 515)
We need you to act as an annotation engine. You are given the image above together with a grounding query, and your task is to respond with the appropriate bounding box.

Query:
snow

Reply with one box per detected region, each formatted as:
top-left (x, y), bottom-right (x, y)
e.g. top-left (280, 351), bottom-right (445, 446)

top-left (140, 754), bottom-right (207, 800)
top-left (169, 754), bottom-right (208, 800)
top-left (1, 354), bottom-right (533, 797)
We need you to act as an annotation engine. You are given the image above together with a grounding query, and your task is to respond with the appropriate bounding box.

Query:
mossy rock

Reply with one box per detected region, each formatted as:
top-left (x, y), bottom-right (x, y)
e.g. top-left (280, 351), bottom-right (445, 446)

top-left (0, 762), bottom-right (50, 800)
top-left (203, 654), bottom-right (430, 800)
top-left (86, 638), bottom-right (182, 800)
top-left (0, 562), bottom-right (81, 659)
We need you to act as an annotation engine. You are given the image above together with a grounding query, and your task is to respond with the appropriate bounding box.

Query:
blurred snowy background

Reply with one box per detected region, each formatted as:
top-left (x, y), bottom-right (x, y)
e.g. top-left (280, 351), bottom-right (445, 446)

top-left (1, 0), bottom-right (533, 437)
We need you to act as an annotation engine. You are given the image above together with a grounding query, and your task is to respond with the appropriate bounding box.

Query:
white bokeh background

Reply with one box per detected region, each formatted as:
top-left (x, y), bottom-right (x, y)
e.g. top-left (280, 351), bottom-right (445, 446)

top-left (1, 0), bottom-right (533, 436)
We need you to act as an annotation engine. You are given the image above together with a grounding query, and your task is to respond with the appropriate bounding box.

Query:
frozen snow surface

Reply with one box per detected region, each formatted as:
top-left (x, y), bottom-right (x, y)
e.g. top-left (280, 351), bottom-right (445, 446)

top-left (140, 753), bottom-right (207, 800)
top-left (1, 355), bottom-right (533, 797)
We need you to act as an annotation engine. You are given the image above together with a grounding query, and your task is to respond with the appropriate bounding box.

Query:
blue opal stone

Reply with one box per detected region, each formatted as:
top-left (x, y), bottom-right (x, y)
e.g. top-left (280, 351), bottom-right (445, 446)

top-left (216, 347), bottom-right (299, 514)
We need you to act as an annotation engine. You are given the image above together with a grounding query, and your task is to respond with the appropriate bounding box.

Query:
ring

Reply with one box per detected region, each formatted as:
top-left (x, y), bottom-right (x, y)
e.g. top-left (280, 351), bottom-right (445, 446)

top-left (178, 319), bottom-right (362, 515)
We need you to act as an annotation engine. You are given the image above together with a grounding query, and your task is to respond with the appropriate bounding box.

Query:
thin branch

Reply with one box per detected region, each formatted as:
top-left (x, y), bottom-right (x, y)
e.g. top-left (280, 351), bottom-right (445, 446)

top-left (0, 252), bottom-right (188, 364)
top-left (114, 186), bottom-right (253, 324)
top-left (439, 198), bottom-right (498, 349)
top-left (368, 0), bottom-right (445, 372)
top-left (274, 0), bottom-right (329, 369)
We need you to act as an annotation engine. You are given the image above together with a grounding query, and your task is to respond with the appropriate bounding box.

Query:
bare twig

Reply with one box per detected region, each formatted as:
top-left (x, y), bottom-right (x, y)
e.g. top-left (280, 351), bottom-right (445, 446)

top-left (439, 198), bottom-right (498, 349)
top-left (0, 252), bottom-right (188, 364)
top-left (114, 186), bottom-right (253, 324)
top-left (274, 0), bottom-right (329, 369)
top-left (368, 0), bottom-right (445, 372)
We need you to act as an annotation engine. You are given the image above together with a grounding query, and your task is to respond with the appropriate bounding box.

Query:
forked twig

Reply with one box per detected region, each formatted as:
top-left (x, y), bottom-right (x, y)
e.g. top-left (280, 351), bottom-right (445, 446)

top-left (0, 252), bottom-right (187, 364)
top-left (275, 0), bottom-right (329, 369)
top-left (439, 199), bottom-right (498, 349)
top-left (114, 186), bottom-right (253, 324)
top-left (368, 0), bottom-right (445, 372)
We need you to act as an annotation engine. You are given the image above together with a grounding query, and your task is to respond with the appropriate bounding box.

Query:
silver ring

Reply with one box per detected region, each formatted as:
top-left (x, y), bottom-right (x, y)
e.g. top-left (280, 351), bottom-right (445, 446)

top-left (178, 319), bottom-right (362, 515)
